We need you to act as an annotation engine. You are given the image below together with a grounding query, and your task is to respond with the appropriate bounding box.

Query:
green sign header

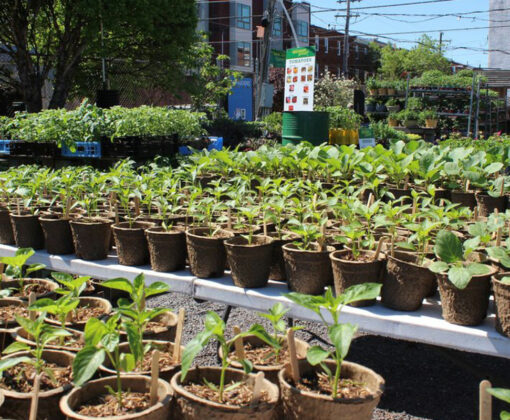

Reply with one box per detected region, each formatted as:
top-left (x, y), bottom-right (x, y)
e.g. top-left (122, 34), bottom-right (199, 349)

top-left (286, 46), bottom-right (316, 60)
top-left (270, 49), bottom-right (286, 68)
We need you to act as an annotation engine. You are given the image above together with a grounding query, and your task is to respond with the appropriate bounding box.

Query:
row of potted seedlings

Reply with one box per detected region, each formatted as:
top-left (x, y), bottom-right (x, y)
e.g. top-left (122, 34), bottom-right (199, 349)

top-left (0, 247), bottom-right (385, 419)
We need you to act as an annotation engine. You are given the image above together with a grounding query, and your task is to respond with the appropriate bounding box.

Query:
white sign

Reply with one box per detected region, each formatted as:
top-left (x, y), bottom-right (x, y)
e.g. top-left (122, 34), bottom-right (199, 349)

top-left (359, 138), bottom-right (376, 149)
top-left (283, 47), bottom-right (316, 112)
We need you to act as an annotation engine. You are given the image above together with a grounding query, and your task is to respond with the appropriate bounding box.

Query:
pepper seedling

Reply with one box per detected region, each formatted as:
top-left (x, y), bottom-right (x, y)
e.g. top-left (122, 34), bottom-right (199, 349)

top-left (0, 248), bottom-right (46, 295)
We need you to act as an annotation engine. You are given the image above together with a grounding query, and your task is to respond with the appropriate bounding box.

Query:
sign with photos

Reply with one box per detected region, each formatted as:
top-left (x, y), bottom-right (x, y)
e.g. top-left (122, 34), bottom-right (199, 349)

top-left (283, 46), bottom-right (316, 112)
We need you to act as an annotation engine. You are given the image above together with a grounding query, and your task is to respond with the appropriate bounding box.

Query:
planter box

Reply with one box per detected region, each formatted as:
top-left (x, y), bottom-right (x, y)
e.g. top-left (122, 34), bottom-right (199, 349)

top-left (61, 141), bottom-right (101, 158)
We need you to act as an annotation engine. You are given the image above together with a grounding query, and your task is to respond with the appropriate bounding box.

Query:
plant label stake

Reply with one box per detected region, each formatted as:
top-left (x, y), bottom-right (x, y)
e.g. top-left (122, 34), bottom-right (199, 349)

top-left (373, 237), bottom-right (386, 261)
top-left (412, 200), bottom-right (417, 216)
top-left (367, 193), bottom-right (374, 207)
top-left (466, 179), bottom-right (470, 192)
top-left (64, 196), bottom-right (72, 219)
top-left (28, 292), bottom-right (36, 321)
top-left (173, 308), bottom-right (185, 363)
top-left (233, 325), bottom-right (245, 360)
top-left (500, 176), bottom-right (505, 197)
top-left (479, 380), bottom-right (492, 420)
top-left (497, 228), bottom-right (503, 247)
top-left (0, 263), bottom-right (4, 275)
top-left (251, 372), bottom-right (265, 406)
top-left (287, 328), bottom-right (300, 383)
top-left (29, 373), bottom-right (41, 420)
top-left (474, 206), bottom-right (479, 221)
top-left (150, 350), bottom-right (160, 406)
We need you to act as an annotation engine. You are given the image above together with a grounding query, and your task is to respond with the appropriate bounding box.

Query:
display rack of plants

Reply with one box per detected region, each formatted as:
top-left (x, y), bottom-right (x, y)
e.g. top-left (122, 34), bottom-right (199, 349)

top-left (146, 226), bottom-right (187, 272)
top-left (10, 211), bottom-right (45, 249)
top-left (69, 217), bottom-right (113, 261)
top-left (491, 273), bottom-right (510, 337)
top-left (0, 206), bottom-right (14, 245)
top-left (112, 221), bottom-right (154, 266)
top-left (186, 227), bottom-right (234, 278)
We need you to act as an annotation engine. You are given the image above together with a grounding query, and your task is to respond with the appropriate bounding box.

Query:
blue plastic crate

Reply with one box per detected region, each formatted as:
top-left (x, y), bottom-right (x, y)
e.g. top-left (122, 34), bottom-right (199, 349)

top-left (62, 141), bottom-right (101, 158)
top-left (207, 136), bottom-right (223, 151)
top-left (0, 140), bottom-right (12, 155)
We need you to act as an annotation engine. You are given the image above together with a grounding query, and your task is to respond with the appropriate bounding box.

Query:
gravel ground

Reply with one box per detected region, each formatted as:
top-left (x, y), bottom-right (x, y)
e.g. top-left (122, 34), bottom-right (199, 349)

top-left (148, 291), bottom-right (510, 420)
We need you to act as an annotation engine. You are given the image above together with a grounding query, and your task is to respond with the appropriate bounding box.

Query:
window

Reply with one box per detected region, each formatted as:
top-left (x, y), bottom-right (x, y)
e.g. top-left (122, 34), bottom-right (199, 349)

top-left (325, 37), bottom-right (329, 53)
top-left (273, 17), bottom-right (282, 37)
top-left (236, 3), bottom-right (251, 30)
top-left (235, 42), bottom-right (251, 67)
top-left (315, 35), bottom-right (320, 51)
top-left (296, 20), bottom-right (308, 43)
top-left (337, 41), bottom-right (341, 56)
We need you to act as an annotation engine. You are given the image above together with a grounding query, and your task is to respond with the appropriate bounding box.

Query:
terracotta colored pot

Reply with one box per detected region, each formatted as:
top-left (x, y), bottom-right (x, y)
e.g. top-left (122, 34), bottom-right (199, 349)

top-left (1, 278), bottom-right (58, 300)
top-left (12, 326), bottom-right (84, 352)
top-left (45, 297), bottom-right (112, 331)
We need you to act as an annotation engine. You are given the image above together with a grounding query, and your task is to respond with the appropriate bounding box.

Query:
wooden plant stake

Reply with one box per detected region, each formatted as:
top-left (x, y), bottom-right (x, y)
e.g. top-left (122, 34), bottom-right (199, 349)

top-left (64, 196), bottom-right (72, 220)
top-left (466, 179), bottom-right (471, 192)
top-left (412, 200), bottom-right (417, 216)
top-left (500, 176), bottom-right (505, 197)
top-left (479, 380), bottom-right (492, 420)
top-left (150, 350), bottom-right (160, 406)
top-left (233, 325), bottom-right (245, 360)
top-left (28, 292), bottom-right (36, 321)
top-left (0, 263), bottom-right (5, 275)
top-left (287, 328), bottom-right (300, 384)
top-left (373, 237), bottom-right (386, 261)
top-left (474, 206), bottom-right (479, 221)
top-left (251, 372), bottom-right (265, 406)
top-left (173, 308), bottom-right (185, 363)
top-left (367, 193), bottom-right (374, 207)
top-left (403, 175), bottom-right (409, 190)
top-left (134, 196), bottom-right (140, 217)
top-left (29, 373), bottom-right (41, 420)
top-left (497, 227), bottom-right (503, 247)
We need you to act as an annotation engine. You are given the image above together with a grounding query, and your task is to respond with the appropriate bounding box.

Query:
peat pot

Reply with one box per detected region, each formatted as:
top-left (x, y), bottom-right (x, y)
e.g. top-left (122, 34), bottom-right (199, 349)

top-left (278, 359), bottom-right (384, 420)
top-left (492, 273), bottom-right (510, 337)
top-left (39, 214), bottom-right (74, 255)
top-left (170, 366), bottom-right (279, 420)
top-left (224, 235), bottom-right (274, 288)
top-left (112, 221), bottom-right (155, 266)
top-left (60, 375), bottom-right (172, 420)
top-left (186, 227), bottom-right (233, 278)
top-left (0, 349), bottom-right (74, 420)
top-left (283, 243), bottom-right (334, 295)
top-left (1, 278), bottom-right (58, 300)
top-left (10, 212), bottom-right (44, 249)
top-left (70, 218), bottom-right (112, 261)
top-left (381, 251), bottom-right (436, 311)
top-left (0, 207), bottom-right (14, 244)
top-left (476, 193), bottom-right (506, 218)
top-left (449, 190), bottom-right (476, 210)
top-left (146, 226), bottom-right (186, 272)
top-left (268, 231), bottom-right (299, 282)
top-left (437, 266), bottom-right (498, 326)
top-left (330, 250), bottom-right (384, 307)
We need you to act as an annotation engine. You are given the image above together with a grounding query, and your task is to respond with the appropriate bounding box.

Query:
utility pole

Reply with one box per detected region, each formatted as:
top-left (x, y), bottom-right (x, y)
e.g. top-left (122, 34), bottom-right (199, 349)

top-left (439, 31), bottom-right (443, 54)
top-left (255, 0), bottom-right (277, 120)
top-left (342, 0), bottom-right (351, 78)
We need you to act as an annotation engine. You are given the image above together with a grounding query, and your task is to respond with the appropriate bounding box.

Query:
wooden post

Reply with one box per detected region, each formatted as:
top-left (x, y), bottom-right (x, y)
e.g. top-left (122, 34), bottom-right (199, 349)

top-left (373, 237), bottom-right (386, 261)
top-left (287, 328), bottom-right (300, 383)
top-left (28, 292), bottom-right (36, 321)
top-left (173, 308), bottom-right (185, 363)
top-left (367, 193), bottom-right (374, 207)
top-left (479, 380), bottom-right (492, 420)
top-left (500, 175), bottom-right (505, 197)
top-left (0, 263), bottom-right (5, 275)
top-left (497, 228), bottom-right (502, 247)
top-left (29, 373), bottom-right (41, 420)
top-left (251, 372), bottom-right (265, 406)
top-left (474, 206), bottom-right (479, 221)
top-left (466, 179), bottom-right (471, 192)
top-left (233, 325), bottom-right (245, 360)
top-left (150, 350), bottom-right (160, 406)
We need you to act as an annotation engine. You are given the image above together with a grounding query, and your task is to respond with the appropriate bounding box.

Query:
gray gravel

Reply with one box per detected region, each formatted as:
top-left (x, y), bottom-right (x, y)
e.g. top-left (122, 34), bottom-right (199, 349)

top-left (148, 291), bottom-right (510, 420)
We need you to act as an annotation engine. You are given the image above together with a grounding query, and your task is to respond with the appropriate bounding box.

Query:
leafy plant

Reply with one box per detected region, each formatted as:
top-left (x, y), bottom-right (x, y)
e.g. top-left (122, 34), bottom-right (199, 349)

top-left (285, 284), bottom-right (381, 398)
top-left (0, 248), bottom-right (46, 293)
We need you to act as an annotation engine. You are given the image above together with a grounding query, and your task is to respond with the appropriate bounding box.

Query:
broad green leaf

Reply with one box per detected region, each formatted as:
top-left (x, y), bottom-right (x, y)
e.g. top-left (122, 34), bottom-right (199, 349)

top-left (204, 311), bottom-right (224, 336)
top-left (284, 292), bottom-right (325, 315)
top-left (101, 332), bottom-right (120, 353)
top-left (124, 322), bottom-right (143, 363)
top-left (84, 318), bottom-right (107, 346)
top-left (342, 283), bottom-right (381, 306)
top-left (73, 346), bottom-right (105, 386)
top-left (25, 264), bottom-right (46, 276)
top-left (429, 261), bottom-right (449, 273)
top-left (181, 329), bottom-right (214, 380)
top-left (240, 359), bottom-right (253, 374)
top-left (0, 356), bottom-right (31, 372)
top-left (145, 281), bottom-right (170, 297)
top-left (434, 230), bottom-right (463, 263)
top-left (485, 162), bottom-right (504, 174)
top-left (488, 387), bottom-right (510, 404)
top-left (306, 345), bottom-right (330, 366)
top-left (501, 276), bottom-right (510, 285)
top-left (120, 352), bottom-right (136, 372)
top-left (467, 263), bottom-right (491, 276)
top-left (448, 266), bottom-right (472, 289)
top-left (329, 323), bottom-right (358, 360)
top-left (2, 342), bottom-right (30, 354)
top-left (101, 278), bottom-right (134, 294)
top-left (501, 410), bottom-right (510, 420)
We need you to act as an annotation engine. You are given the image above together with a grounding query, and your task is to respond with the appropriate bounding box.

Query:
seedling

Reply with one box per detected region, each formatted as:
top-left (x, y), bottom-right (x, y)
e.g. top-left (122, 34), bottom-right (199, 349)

top-left (0, 248), bottom-right (46, 294)
top-left (51, 272), bottom-right (90, 297)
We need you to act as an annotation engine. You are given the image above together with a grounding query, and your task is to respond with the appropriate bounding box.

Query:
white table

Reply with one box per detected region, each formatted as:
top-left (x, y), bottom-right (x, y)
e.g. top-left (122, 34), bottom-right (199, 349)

top-left (1, 244), bottom-right (509, 359)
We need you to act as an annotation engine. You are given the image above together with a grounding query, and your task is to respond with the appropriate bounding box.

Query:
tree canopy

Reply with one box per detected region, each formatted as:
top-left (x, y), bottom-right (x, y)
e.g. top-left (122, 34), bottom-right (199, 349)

top-left (0, 0), bottom-right (197, 112)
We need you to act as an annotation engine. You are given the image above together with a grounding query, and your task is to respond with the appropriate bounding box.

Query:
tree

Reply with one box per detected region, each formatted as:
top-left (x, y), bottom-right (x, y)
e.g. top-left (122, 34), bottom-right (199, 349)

top-left (376, 35), bottom-right (451, 80)
top-left (0, 0), bottom-right (197, 112)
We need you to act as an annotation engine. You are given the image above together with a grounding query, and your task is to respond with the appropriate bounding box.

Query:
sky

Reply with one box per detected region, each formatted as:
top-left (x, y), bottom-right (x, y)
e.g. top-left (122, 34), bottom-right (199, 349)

top-left (307, 0), bottom-right (490, 68)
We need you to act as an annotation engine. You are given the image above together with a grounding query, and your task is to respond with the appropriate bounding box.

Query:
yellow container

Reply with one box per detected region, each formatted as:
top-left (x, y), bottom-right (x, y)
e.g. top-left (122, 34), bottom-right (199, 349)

top-left (348, 129), bottom-right (359, 145)
top-left (340, 129), bottom-right (348, 145)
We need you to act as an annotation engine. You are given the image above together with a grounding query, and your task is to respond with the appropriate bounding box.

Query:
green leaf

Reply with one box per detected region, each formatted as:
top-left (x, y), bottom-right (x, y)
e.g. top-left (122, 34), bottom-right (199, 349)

top-left (145, 281), bottom-right (170, 297)
top-left (124, 322), bottom-right (143, 363)
top-left (448, 266), bottom-right (472, 289)
top-left (306, 345), bottom-right (331, 366)
top-left (181, 329), bottom-right (214, 380)
top-left (203, 377), bottom-right (219, 392)
top-left (0, 356), bottom-right (31, 372)
top-left (204, 311), bottom-right (224, 336)
top-left (501, 411), bottom-right (510, 420)
top-left (488, 387), bottom-right (510, 404)
top-left (25, 264), bottom-right (46, 276)
top-left (467, 263), bottom-right (491, 276)
top-left (434, 230), bottom-right (463, 263)
top-left (485, 162), bottom-right (504, 174)
top-left (2, 342), bottom-right (31, 355)
top-left (240, 359), bottom-right (253, 374)
top-left (101, 332), bottom-right (120, 353)
top-left (284, 292), bottom-right (325, 315)
top-left (120, 352), bottom-right (136, 372)
top-left (101, 278), bottom-right (134, 294)
top-left (342, 283), bottom-right (381, 306)
top-left (329, 323), bottom-right (358, 360)
top-left (428, 261), bottom-right (449, 273)
top-left (224, 381), bottom-right (243, 392)
top-left (84, 318), bottom-right (107, 346)
top-left (73, 346), bottom-right (105, 386)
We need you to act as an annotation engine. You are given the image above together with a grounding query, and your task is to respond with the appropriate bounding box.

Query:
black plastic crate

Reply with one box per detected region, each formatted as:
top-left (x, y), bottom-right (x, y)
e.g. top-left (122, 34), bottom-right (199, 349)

top-left (10, 141), bottom-right (58, 157)
top-left (101, 135), bottom-right (178, 159)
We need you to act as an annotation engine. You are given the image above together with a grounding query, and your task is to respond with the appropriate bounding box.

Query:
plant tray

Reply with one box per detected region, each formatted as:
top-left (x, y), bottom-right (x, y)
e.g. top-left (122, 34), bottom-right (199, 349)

top-left (9, 141), bottom-right (58, 157)
top-left (61, 142), bottom-right (101, 158)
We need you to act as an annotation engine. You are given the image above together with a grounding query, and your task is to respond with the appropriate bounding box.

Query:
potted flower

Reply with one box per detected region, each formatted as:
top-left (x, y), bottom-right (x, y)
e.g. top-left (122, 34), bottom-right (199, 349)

top-left (386, 98), bottom-right (400, 113)
top-left (429, 230), bottom-right (497, 326)
top-left (421, 109), bottom-right (439, 129)
top-left (387, 112), bottom-right (399, 127)
top-left (397, 109), bottom-right (420, 128)
top-left (366, 78), bottom-right (379, 96)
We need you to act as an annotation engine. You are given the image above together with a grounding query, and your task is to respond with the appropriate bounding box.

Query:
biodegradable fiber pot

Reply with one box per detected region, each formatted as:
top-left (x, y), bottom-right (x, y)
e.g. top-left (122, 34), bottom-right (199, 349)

top-left (278, 359), bottom-right (384, 420)
top-left (70, 217), bottom-right (112, 261)
top-left (437, 266), bottom-right (498, 326)
top-left (113, 221), bottom-right (154, 266)
top-left (476, 193), bottom-right (506, 218)
top-left (170, 366), bottom-right (279, 420)
top-left (0, 349), bottom-right (74, 420)
top-left (381, 251), bottom-right (436, 311)
top-left (10, 212), bottom-right (45, 249)
top-left (0, 207), bottom-right (14, 244)
top-left (39, 214), bottom-right (74, 255)
top-left (283, 243), bottom-right (335, 295)
top-left (224, 235), bottom-right (274, 288)
top-left (186, 227), bottom-right (234, 278)
top-left (492, 273), bottom-right (510, 337)
top-left (449, 190), bottom-right (476, 210)
top-left (268, 231), bottom-right (299, 282)
top-left (60, 375), bottom-right (172, 420)
top-left (1, 278), bottom-right (59, 300)
top-left (330, 250), bottom-right (384, 307)
top-left (0, 298), bottom-right (27, 328)
top-left (146, 226), bottom-right (186, 272)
